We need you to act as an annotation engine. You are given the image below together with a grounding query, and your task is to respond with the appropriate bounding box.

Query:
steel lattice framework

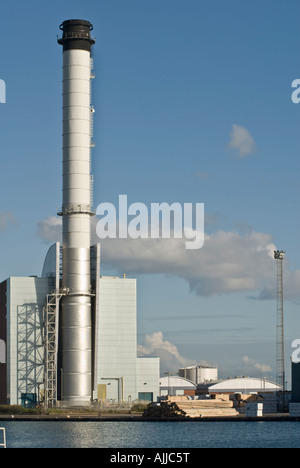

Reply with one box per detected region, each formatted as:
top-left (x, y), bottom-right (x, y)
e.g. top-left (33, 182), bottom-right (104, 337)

top-left (17, 303), bottom-right (44, 403)
top-left (44, 293), bottom-right (62, 408)
top-left (274, 250), bottom-right (286, 394)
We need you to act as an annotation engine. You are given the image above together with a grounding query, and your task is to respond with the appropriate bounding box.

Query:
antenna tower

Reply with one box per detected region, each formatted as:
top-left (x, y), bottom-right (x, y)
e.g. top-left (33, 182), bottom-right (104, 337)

top-left (274, 250), bottom-right (286, 393)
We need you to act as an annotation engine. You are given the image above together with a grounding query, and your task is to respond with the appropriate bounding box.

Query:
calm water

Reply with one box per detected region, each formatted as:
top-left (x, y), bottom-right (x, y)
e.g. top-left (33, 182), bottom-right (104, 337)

top-left (1, 421), bottom-right (300, 448)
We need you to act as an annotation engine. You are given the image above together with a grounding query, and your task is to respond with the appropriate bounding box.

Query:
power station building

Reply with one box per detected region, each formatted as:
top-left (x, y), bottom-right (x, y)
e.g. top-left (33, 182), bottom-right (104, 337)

top-left (0, 244), bottom-right (159, 406)
top-left (0, 19), bottom-right (159, 407)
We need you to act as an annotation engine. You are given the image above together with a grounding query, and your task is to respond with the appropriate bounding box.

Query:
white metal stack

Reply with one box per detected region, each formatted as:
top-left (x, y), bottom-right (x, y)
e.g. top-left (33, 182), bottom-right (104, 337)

top-left (58, 19), bottom-right (95, 407)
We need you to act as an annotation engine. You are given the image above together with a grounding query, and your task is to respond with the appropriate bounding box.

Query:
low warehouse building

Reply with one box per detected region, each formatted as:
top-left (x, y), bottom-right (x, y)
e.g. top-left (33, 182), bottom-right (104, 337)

top-left (208, 377), bottom-right (282, 394)
top-left (159, 376), bottom-right (196, 397)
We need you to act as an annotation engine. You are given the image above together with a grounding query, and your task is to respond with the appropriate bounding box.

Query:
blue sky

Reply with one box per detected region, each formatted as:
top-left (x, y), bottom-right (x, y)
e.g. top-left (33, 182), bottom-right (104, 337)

top-left (0, 0), bottom-right (299, 382)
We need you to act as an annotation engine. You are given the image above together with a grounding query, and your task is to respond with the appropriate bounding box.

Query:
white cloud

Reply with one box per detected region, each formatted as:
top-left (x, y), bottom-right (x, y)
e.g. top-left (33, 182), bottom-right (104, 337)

top-left (0, 211), bottom-right (18, 232)
top-left (138, 331), bottom-right (190, 366)
top-left (36, 214), bottom-right (300, 302)
top-left (138, 331), bottom-right (194, 374)
top-left (36, 216), bottom-right (62, 243)
top-left (98, 229), bottom-right (300, 300)
top-left (227, 124), bottom-right (256, 157)
top-left (242, 356), bottom-right (272, 374)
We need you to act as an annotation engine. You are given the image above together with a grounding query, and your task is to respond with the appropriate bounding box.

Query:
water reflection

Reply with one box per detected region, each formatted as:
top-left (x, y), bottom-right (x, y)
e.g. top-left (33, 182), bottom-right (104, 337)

top-left (2, 421), bottom-right (300, 449)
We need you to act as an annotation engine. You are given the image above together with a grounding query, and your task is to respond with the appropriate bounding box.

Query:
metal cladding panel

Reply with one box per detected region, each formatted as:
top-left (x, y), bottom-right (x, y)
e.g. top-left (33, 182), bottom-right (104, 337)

top-left (63, 79), bottom-right (90, 95)
top-left (63, 132), bottom-right (91, 149)
top-left (62, 191), bottom-right (91, 208)
top-left (63, 106), bottom-right (91, 121)
top-left (62, 272), bottom-right (91, 294)
top-left (137, 357), bottom-right (160, 401)
top-left (63, 247), bottom-right (91, 263)
top-left (63, 119), bottom-right (90, 135)
top-left (63, 64), bottom-right (91, 81)
top-left (62, 330), bottom-right (91, 352)
top-left (63, 234), bottom-right (91, 248)
top-left (63, 218), bottom-right (91, 247)
top-left (63, 48), bottom-right (92, 67)
top-left (62, 49), bottom-right (92, 211)
top-left (63, 161), bottom-right (90, 174)
top-left (63, 266), bottom-right (91, 282)
top-left (60, 42), bottom-right (94, 406)
top-left (63, 173), bottom-right (91, 189)
top-left (62, 374), bottom-right (92, 403)
top-left (62, 95), bottom-right (90, 111)
top-left (61, 295), bottom-right (92, 403)
top-left (90, 244), bottom-right (100, 396)
top-left (63, 183), bottom-right (91, 203)
top-left (62, 147), bottom-right (90, 162)
top-left (96, 278), bottom-right (138, 401)
top-left (63, 236), bottom-right (91, 251)
top-left (63, 213), bottom-right (91, 227)
top-left (62, 301), bottom-right (92, 327)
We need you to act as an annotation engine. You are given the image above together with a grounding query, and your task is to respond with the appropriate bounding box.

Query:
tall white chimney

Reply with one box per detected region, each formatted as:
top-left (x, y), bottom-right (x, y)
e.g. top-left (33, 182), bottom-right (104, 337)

top-left (58, 19), bottom-right (95, 406)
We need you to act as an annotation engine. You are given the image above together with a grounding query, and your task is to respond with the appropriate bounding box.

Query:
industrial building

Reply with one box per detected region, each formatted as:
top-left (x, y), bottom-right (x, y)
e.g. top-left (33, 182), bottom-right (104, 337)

top-left (158, 375), bottom-right (282, 399)
top-left (0, 245), bottom-right (160, 406)
top-left (0, 19), bottom-right (160, 407)
top-left (208, 377), bottom-right (282, 394)
top-left (159, 376), bottom-right (197, 397)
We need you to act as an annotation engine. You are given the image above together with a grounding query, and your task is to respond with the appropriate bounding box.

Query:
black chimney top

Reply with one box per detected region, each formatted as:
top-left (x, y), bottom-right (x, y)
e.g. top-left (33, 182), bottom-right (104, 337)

top-left (58, 19), bottom-right (95, 51)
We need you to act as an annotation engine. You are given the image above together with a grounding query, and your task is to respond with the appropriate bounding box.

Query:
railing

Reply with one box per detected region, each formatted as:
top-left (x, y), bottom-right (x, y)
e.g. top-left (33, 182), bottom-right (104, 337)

top-left (57, 204), bottom-right (95, 217)
top-left (0, 428), bottom-right (6, 449)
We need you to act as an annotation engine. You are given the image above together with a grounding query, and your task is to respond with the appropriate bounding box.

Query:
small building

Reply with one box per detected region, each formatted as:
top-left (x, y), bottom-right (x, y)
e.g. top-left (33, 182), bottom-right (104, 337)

top-left (159, 376), bottom-right (196, 397)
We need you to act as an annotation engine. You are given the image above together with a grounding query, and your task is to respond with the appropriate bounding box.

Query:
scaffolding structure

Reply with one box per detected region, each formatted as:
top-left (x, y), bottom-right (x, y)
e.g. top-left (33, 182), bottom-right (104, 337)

top-left (43, 292), bottom-right (63, 408)
top-left (17, 303), bottom-right (44, 404)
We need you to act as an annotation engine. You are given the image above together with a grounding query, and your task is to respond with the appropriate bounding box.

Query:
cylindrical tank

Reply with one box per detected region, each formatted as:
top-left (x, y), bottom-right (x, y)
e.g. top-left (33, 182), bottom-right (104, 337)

top-left (179, 366), bottom-right (218, 385)
top-left (58, 20), bottom-right (95, 406)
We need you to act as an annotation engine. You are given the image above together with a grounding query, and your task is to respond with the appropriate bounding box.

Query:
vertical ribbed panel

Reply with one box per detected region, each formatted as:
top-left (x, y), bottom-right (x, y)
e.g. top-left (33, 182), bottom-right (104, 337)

top-left (61, 48), bottom-right (92, 406)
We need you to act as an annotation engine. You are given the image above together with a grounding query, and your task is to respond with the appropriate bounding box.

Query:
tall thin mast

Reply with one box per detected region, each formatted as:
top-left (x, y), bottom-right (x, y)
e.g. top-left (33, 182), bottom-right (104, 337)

top-left (274, 250), bottom-right (286, 394)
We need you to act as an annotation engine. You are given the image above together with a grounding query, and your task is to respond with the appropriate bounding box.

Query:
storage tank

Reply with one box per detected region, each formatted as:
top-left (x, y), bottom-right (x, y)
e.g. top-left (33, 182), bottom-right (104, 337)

top-left (179, 366), bottom-right (218, 385)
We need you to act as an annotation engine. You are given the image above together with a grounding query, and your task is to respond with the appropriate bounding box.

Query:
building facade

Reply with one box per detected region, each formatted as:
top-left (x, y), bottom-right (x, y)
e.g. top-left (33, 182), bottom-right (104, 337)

top-left (96, 276), bottom-right (159, 403)
top-left (0, 277), bottom-right (53, 405)
top-left (0, 244), bottom-right (160, 406)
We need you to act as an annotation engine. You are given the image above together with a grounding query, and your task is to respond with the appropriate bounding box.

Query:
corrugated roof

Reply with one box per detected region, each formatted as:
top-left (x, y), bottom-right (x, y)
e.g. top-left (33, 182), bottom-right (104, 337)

top-left (159, 376), bottom-right (197, 389)
top-left (208, 377), bottom-right (282, 393)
